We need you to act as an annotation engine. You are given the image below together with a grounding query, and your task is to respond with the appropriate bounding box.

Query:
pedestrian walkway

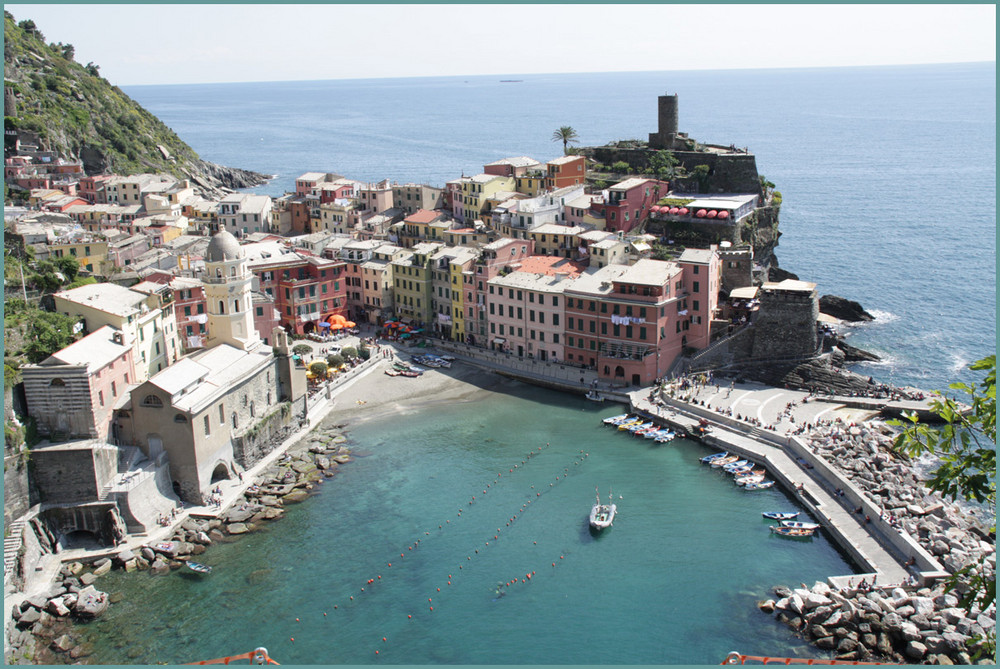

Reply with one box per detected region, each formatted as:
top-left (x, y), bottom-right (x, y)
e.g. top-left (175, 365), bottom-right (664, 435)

top-left (627, 387), bottom-right (919, 588)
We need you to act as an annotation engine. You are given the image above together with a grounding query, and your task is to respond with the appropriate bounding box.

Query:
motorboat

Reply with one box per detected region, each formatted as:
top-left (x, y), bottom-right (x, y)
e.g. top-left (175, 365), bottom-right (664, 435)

top-left (762, 512), bottom-right (799, 521)
top-left (744, 480), bottom-right (775, 490)
top-left (711, 455), bottom-right (740, 468)
top-left (780, 520), bottom-right (820, 531)
top-left (603, 413), bottom-right (630, 425)
top-left (735, 473), bottom-right (765, 486)
top-left (585, 390), bottom-right (604, 402)
top-left (769, 525), bottom-right (815, 538)
top-left (700, 452), bottom-right (728, 463)
top-left (589, 487), bottom-right (617, 530)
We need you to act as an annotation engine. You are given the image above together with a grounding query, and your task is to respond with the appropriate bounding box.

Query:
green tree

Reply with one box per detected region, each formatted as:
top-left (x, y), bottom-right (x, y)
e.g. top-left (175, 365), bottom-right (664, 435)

top-left (341, 346), bottom-right (358, 360)
top-left (326, 354), bottom-right (345, 369)
top-left (693, 164), bottom-right (711, 192)
top-left (292, 344), bottom-right (312, 357)
top-left (648, 150), bottom-right (679, 180)
top-left (611, 161), bottom-right (630, 174)
top-left (551, 126), bottom-right (579, 154)
top-left (890, 356), bottom-right (996, 637)
top-left (308, 360), bottom-right (328, 378)
top-left (53, 255), bottom-right (80, 283)
top-left (23, 311), bottom-right (78, 363)
top-left (358, 344), bottom-right (371, 361)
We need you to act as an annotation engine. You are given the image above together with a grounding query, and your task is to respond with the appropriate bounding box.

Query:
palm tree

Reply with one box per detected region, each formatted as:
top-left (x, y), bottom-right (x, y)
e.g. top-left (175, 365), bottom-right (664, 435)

top-left (551, 126), bottom-right (579, 154)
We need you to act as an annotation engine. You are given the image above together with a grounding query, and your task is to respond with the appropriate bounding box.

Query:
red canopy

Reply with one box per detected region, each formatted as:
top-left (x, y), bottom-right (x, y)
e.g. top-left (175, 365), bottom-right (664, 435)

top-left (696, 209), bottom-right (707, 218)
top-left (678, 207), bottom-right (689, 215)
top-left (717, 210), bottom-right (730, 219)
top-left (706, 210), bottom-right (718, 219)
top-left (669, 207), bottom-right (679, 214)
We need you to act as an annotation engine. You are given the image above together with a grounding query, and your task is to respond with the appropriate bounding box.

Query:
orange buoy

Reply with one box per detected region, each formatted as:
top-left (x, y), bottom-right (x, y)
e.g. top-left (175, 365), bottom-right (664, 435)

top-left (375, 650), bottom-right (379, 655)
top-left (324, 612), bottom-right (327, 616)
top-left (560, 555), bottom-right (564, 559)
top-left (378, 575), bottom-right (381, 579)
top-left (334, 605), bottom-right (338, 609)
top-left (428, 598), bottom-right (432, 602)
top-left (350, 596), bottom-right (354, 600)
top-left (295, 618), bottom-right (300, 622)
top-left (437, 588), bottom-right (440, 592)
top-left (361, 588), bottom-right (365, 592)
top-left (388, 563), bottom-right (392, 567)
top-left (429, 606), bottom-right (433, 611)
top-left (382, 637), bottom-right (387, 642)
top-left (291, 638), bottom-right (295, 642)
top-left (448, 581), bottom-right (451, 585)
top-left (552, 562), bottom-right (556, 566)
top-left (408, 615), bottom-right (412, 619)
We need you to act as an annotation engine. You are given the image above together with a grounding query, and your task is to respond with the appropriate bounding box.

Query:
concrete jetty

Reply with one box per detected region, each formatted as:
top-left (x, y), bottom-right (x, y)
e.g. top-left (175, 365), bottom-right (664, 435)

top-left (622, 380), bottom-right (949, 591)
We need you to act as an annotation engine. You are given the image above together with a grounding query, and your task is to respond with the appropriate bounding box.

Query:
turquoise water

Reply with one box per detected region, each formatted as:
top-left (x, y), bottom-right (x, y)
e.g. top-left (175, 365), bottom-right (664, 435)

top-left (77, 380), bottom-right (853, 664)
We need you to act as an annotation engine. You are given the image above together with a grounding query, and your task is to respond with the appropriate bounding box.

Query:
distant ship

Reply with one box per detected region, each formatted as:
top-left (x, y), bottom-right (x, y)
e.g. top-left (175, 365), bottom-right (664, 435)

top-left (499, 79), bottom-right (523, 83)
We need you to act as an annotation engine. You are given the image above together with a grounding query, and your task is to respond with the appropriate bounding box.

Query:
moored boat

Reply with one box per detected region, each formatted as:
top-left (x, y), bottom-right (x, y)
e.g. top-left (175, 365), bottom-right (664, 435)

top-left (589, 486), bottom-right (617, 530)
top-left (769, 525), bottom-right (815, 538)
top-left (585, 390), bottom-right (604, 402)
top-left (711, 455), bottom-right (739, 468)
top-left (654, 432), bottom-right (676, 443)
top-left (617, 418), bottom-right (644, 431)
top-left (744, 480), bottom-right (775, 490)
top-left (734, 473), bottom-right (765, 486)
top-left (762, 512), bottom-right (799, 520)
top-left (700, 452), bottom-right (728, 463)
top-left (722, 460), bottom-right (751, 472)
top-left (603, 413), bottom-right (629, 425)
top-left (185, 561), bottom-right (213, 574)
top-left (780, 520), bottom-right (820, 530)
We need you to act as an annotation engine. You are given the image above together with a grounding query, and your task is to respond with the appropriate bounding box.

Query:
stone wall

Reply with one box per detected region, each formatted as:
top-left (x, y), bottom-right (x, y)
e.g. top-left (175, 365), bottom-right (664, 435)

top-left (37, 502), bottom-right (119, 545)
top-left (750, 288), bottom-right (819, 360)
top-left (586, 147), bottom-right (762, 195)
top-left (232, 402), bottom-right (294, 470)
top-left (3, 452), bottom-right (32, 526)
top-left (29, 442), bottom-right (118, 505)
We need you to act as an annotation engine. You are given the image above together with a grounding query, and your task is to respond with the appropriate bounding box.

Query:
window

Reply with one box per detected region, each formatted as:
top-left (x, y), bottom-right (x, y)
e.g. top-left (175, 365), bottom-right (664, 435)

top-left (693, 300), bottom-right (700, 311)
top-left (49, 378), bottom-right (65, 387)
top-left (184, 306), bottom-right (192, 316)
top-left (174, 413), bottom-right (188, 423)
top-left (111, 381), bottom-right (117, 397)
top-left (98, 391), bottom-right (104, 407)
top-left (219, 300), bottom-right (226, 314)
top-left (204, 416), bottom-right (211, 435)
top-left (693, 281), bottom-right (700, 292)
top-left (142, 394), bottom-right (163, 407)
top-left (693, 265), bottom-right (700, 274)
top-left (218, 405), bottom-right (224, 423)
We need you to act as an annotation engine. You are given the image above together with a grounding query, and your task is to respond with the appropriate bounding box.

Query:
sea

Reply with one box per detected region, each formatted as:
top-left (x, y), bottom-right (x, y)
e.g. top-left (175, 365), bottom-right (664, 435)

top-left (63, 64), bottom-right (995, 665)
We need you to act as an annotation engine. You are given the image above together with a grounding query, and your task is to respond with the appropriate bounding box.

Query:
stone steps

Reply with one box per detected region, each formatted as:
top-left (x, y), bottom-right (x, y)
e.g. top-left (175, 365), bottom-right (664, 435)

top-left (3, 519), bottom-right (26, 580)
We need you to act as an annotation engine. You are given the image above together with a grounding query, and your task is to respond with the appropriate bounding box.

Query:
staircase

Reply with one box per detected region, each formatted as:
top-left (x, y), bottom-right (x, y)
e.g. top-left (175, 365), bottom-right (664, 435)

top-left (3, 518), bottom-right (26, 582)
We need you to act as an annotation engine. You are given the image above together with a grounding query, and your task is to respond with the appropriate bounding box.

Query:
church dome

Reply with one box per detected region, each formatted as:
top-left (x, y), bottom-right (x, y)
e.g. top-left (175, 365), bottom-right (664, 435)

top-left (206, 230), bottom-right (244, 262)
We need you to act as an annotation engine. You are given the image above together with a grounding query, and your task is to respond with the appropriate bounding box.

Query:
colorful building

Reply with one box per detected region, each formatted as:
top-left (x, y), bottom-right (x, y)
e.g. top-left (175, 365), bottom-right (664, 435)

top-left (390, 242), bottom-right (442, 326)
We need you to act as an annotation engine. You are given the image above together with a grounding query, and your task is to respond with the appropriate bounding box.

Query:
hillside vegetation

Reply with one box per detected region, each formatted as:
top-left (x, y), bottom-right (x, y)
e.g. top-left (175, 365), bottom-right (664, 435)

top-left (3, 12), bottom-right (266, 192)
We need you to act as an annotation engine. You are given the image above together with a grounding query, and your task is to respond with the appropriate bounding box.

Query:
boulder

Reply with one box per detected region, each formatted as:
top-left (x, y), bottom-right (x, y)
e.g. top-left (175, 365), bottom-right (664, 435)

top-left (911, 597), bottom-right (936, 617)
top-left (929, 654), bottom-right (954, 665)
top-left (904, 640), bottom-right (928, 660)
top-left (194, 531), bottom-right (212, 545)
top-left (51, 634), bottom-right (76, 653)
top-left (150, 558), bottom-right (171, 575)
top-left (898, 622), bottom-right (923, 642)
top-left (46, 597), bottom-right (71, 617)
top-left (208, 529), bottom-right (225, 542)
top-left (283, 490), bottom-right (310, 503)
top-left (72, 586), bottom-right (109, 619)
top-left (315, 455), bottom-right (331, 470)
top-left (66, 562), bottom-right (83, 575)
top-left (116, 548), bottom-right (135, 564)
top-left (92, 559), bottom-right (112, 576)
top-left (227, 522), bottom-right (250, 535)
top-left (17, 607), bottom-right (41, 627)
top-left (804, 592), bottom-right (833, 610)
top-left (141, 546), bottom-right (156, 561)
top-left (814, 636), bottom-right (837, 650)
top-left (757, 600), bottom-right (776, 614)
top-left (836, 637), bottom-right (859, 653)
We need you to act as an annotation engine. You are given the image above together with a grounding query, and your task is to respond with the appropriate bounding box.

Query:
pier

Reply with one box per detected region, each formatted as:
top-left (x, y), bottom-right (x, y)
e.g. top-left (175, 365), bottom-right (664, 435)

top-left (620, 380), bottom-right (949, 591)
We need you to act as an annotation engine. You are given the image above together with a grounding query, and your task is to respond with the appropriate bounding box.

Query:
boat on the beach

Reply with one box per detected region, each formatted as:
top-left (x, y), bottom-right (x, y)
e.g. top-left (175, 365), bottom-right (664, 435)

top-left (762, 511), bottom-right (799, 520)
top-left (589, 487), bottom-right (617, 530)
top-left (384, 368), bottom-right (401, 377)
top-left (398, 370), bottom-right (420, 378)
top-left (769, 525), bottom-right (815, 538)
top-left (744, 480), bottom-right (775, 490)
top-left (780, 520), bottom-right (820, 531)
top-left (603, 413), bottom-right (629, 425)
top-left (700, 452), bottom-right (728, 463)
top-left (185, 561), bottom-right (213, 574)
top-left (585, 390), bottom-right (604, 402)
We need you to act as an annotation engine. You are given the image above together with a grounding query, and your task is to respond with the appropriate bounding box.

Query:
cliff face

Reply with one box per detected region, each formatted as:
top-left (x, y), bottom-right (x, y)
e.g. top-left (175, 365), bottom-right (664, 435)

top-left (3, 13), bottom-right (267, 197)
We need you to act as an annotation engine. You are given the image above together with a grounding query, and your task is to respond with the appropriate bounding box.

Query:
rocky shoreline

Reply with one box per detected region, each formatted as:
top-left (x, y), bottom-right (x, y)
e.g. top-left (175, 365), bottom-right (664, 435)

top-left (5, 424), bottom-right (353, 665)
top-left (762, 421), bottom-right (996, 664)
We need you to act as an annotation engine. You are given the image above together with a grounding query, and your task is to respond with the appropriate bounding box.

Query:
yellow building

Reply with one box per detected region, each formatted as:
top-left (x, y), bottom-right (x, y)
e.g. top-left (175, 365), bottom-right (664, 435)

top-left (513, 170), bottom-right (547, 196)
top-left (390, 242), bottom-right (443, 325)
top-left (48, 237), bottom-right (112, 275)
top-left (461, 174), bottom-right (515, 224)
top-left (53, 282), bottom-right (182, 382)
top-left (448, 249), bottom-right (477, 343)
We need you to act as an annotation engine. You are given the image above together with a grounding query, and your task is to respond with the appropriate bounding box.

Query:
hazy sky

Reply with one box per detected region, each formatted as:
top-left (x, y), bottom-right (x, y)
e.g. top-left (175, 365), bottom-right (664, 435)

top-left (6, 3), bottom-right (996, 86)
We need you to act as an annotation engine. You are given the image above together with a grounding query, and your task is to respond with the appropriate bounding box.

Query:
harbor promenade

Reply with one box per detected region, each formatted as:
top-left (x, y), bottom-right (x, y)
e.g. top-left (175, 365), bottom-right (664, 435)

top-left (623, 379), bottom-right (948, 590)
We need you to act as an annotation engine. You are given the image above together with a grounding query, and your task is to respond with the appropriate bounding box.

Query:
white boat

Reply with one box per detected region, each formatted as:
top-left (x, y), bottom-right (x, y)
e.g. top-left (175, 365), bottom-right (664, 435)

top-left (744, 480), bottom-right (775, 490)
top-left (780, 520), bottom-right (820, 530)
top-left (654, 432), bottom-right (676, 443)
top-left (722, 460), bottom-right (751, 472)
top-left (734, 473), bottom-right (765, 486)
top-left (700, 452), bottom-right (728, 463)
top-left (589, 487), bottom-right (617, 530)
top-left (603, 413), bottom-right (629, 425)
top-left (585, 390), bottom-right (604, 402)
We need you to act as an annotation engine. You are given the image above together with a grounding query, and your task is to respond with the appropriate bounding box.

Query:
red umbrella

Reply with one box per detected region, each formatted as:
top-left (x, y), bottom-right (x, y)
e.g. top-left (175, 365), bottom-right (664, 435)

top-left (717, 210), bottom-right (730, 219)
top-left (706, 210), bottom-right (718, 219)
top-left (696, 209), bottom-right (707, 218)
top-left (669, 207), bottom-right (679, 214)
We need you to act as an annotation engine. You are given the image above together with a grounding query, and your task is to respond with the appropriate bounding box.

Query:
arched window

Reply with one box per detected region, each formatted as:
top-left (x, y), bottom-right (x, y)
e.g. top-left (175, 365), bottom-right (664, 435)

top-left (174, 413), bottom-right (188, 423)
top-left (49, 378), bottom-right (66, 387)
top-left (233, 299), bottom-right (240, 313)
top-left (230, 266), bottom-right (237, 277)
top-left (218, 300), bottom-right (225, 314)
top-left (231, 412), bottom-right (238, 429)
top-left (216, 267), bottom-right (222, 277)
top-left (142, 395), bottom-right (163, 407)
top-left (250, 401), bottom-right (255, 418)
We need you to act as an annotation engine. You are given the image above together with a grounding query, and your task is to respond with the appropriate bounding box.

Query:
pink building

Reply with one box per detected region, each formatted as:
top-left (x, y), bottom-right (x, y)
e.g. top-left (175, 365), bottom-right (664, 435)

top-left (358, 179), bottom-right (393, 214)
top-left (485, 256), bottom-right (583, 360)
top-left (483, 156), bottom-right (541, 178)
top-left (252, 291), bottom-right (281, 346)
top-left (21, 326), bottom-right (137, 442)
top-left (677, 247), bottom-right (723, 350)
top-left (79, 175), bottom-right (113, 204)
top-left (562, 254), bottom-right (718, 386)
top-left (141, 273), bottom-right (209, 352)
top-left (594, 178), bottom-right (668, 233)
top-left (463, 238), bottom-right (535, 346)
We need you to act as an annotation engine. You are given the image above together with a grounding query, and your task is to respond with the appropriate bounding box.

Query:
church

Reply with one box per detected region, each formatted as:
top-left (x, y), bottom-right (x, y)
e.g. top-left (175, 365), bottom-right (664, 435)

top-left (122, 231), bottom-right (306, 503)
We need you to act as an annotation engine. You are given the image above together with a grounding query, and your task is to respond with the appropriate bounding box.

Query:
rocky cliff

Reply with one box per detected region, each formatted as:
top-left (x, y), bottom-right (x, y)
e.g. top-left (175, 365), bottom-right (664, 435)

top-left (3, 12), bottom-right (268, 197)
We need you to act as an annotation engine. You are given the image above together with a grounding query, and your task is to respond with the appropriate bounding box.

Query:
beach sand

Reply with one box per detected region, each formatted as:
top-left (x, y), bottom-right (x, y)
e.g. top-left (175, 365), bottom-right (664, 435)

top-left (317, 355), bottom-right (509, 430)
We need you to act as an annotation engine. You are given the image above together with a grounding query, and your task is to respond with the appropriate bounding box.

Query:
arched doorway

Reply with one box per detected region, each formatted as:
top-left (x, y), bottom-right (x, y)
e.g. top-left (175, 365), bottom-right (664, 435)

top-left (614, 365), bottom-right (625, 379)
top-left (211, 462), bottom-right (231, 484)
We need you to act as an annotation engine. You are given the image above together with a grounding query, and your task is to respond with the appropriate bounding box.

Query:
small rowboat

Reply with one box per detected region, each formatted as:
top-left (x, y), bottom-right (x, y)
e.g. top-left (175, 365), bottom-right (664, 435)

top-left (629, 423), bottom-right (656, 434)
top-left (700, 452), bottom-right (728, 463)
top-left (770, 525), bottom-right (815, 538)
top-left (186, 561), bottom-right (213, 574)
top-left (722, 460), bottom-right (751, 472)
top-left (654, 432), bottom-right (676, 443)
top-left (619, 419), bottom-right (646, 431)
top-left (762, 512), bottom-right (799, 520)
top-left (735, 473), bottom-right (765, 486)
top-left (780, 520), bottom-right (820, 531)
top-left (711, 455), bottom-right (739, 468)
top-left (744, 480), bottom-right (775, 490)
top-left (603, 414), bottom-right (630, 425)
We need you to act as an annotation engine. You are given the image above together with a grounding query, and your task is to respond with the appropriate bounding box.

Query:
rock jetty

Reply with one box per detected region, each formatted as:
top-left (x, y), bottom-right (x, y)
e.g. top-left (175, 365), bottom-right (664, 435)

top-left (761, 421), bottom-right (996, 663)
top-left (4, 425), bottom-right (353, 665)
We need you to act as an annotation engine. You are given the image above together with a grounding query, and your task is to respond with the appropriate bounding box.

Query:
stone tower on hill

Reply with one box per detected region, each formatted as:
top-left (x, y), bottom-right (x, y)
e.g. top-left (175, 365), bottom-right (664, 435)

top-left (204, 230), bottom-right (262, 352)
top-left (648, 93), bottom-right (679, 150)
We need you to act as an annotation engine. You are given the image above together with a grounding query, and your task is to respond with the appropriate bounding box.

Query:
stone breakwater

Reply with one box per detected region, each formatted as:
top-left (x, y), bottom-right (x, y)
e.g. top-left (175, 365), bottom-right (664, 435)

top-left (5, 425), bottom-right (352, 665)
top-left (762, 421), bottom-right (996, 664)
